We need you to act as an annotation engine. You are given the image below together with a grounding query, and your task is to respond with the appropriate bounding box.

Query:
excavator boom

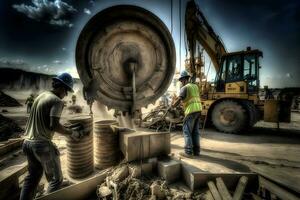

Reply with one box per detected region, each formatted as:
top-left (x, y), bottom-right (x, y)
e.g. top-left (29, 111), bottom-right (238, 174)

top-left (185, 0), bottom-right (227, 73)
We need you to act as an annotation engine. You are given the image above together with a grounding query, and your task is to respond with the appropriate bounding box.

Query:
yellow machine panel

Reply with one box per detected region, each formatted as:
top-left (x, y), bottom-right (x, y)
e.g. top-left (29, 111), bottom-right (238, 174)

top-left (225, 81), bottom-right (247, 94)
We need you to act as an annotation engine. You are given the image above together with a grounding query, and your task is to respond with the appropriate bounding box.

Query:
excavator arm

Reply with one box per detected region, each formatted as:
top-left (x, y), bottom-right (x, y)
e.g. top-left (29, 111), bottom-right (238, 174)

top-left (185, 0), bottom-right (227, 74)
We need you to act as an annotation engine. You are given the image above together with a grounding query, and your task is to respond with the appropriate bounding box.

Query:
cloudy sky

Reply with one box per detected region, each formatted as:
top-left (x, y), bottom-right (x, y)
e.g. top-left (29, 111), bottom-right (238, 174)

top-left (0, 0), bottom-right (299, 88)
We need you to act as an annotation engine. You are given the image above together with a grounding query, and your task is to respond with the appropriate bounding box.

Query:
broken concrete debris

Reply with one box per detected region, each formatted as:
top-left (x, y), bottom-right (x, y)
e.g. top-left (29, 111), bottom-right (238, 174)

top-left (97, 185), bottom-right (112, 198)
top-left (0, 90), bottom-right (22, 107)
top-left (150, 181), bottom-right (166, 199)
top-left (98, 164), bottom-right (205, 200)
top-left (0, 114), bottom-right (24, 141)
top-left (110, 165), bottom-right (129, 183)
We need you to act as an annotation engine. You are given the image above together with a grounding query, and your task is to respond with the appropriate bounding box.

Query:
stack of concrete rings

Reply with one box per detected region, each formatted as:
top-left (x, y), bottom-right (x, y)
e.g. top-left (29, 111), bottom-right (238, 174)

top-left (94, 120), bottom-right (120, 169)
top-left (66, 115), bottom-right (94, 179)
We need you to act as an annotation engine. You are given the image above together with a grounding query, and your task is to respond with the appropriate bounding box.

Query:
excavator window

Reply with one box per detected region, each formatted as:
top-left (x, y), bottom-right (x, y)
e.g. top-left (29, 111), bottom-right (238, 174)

top-left (244, 54), bottom-right (258, 92)
top-left (226, 55), bottom-right (243, 82)
top-left (215, 58), bottom-right (227, 91)
top-left (215, 52), bottom-right (259, 93)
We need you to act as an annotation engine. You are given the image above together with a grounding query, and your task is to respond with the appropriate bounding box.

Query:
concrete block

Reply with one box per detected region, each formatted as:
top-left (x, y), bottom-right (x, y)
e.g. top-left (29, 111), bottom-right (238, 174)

top-left (0, 138), bottom-right (24, 156)
top-left (182, 162), bottom-right (201, 191)
top-left (157, 159), bottom-right (181, 184)
top-left (129, 162), bottom-right (153, 178)
top-left (0, 162), bottom-right (27, 200)
top-left (119, 131), bottom-right (170, 162)
top-left (147, 157), bottom-right (158, 171)
top-left (181, 162), bottom-right (257, 191)
top-left (37, 170), bottom-right (108, 200)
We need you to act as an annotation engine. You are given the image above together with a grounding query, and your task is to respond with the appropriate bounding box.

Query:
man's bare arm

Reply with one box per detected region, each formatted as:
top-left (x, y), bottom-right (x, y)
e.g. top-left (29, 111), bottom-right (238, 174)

top-left (50, 116), bottom-right (72, 136)
top-left (172, 97), bottom-right (182, 108)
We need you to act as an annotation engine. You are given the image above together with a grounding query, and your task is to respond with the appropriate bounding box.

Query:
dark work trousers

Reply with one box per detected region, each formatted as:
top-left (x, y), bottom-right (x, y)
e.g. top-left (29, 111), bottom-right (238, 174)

top-left (182, 112), bottom-right (201, 155)
top-left (19, 140), bottom-right (63, 200)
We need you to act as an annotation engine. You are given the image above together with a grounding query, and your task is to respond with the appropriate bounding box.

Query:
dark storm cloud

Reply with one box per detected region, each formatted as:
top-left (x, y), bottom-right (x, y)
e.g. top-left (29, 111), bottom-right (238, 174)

top-left (0, 0), bottom-right (299, 86)
top-left (198, 0), bottom-right (300, 87)
top-left (12, 0), bottom-right (77, 27)
top-left (199, 0), bottom-right (300, 39)
top-left (89, 1), bottom-right (95, 7)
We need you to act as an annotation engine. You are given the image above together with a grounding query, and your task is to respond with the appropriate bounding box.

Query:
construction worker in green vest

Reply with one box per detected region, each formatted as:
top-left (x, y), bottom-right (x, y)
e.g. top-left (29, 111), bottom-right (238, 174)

top-left (172, 70), bottom-right (202, 158)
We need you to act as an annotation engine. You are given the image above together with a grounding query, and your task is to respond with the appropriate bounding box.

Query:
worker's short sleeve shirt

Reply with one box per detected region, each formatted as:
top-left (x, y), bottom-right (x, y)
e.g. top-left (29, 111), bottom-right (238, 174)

top-left (50, 101), bottom-right (64, 117)
top-left (25, 91), bottom-right (64, 141)
top-left (179, 86), bottom-right (188, 100)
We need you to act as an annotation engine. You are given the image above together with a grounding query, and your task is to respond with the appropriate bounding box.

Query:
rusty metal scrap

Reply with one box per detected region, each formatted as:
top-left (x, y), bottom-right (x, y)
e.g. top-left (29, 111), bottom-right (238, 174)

top-left (141, 105), bottom-right (184, 131)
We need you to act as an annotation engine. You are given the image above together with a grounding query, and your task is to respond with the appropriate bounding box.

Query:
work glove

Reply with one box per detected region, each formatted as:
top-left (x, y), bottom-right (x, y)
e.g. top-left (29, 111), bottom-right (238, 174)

top-left (68, 123), bottom-right (88, 141)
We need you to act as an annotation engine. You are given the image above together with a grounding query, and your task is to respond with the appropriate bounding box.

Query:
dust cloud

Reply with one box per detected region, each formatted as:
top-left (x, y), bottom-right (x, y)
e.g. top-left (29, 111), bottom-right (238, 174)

top-left (117, 113), bottom-right (135, 129)
top-left (92, 102), bottom-right (135, 129)
top-left (93, 101), bottom-right (114, 120)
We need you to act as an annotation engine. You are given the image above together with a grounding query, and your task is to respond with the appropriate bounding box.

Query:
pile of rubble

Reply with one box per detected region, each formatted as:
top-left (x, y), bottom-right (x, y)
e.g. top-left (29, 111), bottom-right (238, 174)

top-left (0, 114), bottom-right (24, 141)
top-left (97, 165), bottom-right (206, 200)
top-left (0, 91), bottom-right (22, 107)
top-left (141, 106), bottom-right (184, 131)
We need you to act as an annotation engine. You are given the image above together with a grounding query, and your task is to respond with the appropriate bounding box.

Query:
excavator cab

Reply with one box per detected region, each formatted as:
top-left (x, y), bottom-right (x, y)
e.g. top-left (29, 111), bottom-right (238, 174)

top-left (215, 48), bottom-right (263, 94)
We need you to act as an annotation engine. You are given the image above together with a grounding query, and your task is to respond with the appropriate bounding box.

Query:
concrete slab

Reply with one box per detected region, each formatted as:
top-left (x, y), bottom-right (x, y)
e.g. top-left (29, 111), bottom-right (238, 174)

top-left (250, 164), bottom-right (300, 195)
top-left (119, 131), bottom-right (170, 162)
top-left (258, 176), bottom-right (300, 200)
top-left (0, 162), bottom-right (27, 200)
top-left (0, 138), bottom-right (24, 156)
top-left (37, 170), bottom-right (108, 200)
top-left (129, 157), bottom-right (158, 178)
top-left (157, 159), bottom-right (181, 184)
top-left (181, 162), bottom-right (258, 191)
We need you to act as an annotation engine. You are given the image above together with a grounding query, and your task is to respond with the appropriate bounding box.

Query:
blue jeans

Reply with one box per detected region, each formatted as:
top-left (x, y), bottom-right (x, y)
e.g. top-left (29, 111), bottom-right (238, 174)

top-left (182, 112), bottom-right (201, 155)
top-left (20, 140), bottom-right (63, 200)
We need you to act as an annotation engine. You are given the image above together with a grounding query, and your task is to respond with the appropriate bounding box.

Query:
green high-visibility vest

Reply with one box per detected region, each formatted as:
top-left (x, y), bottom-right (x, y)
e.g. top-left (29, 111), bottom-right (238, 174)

top-left (182, 83), bottom-right (202, 116)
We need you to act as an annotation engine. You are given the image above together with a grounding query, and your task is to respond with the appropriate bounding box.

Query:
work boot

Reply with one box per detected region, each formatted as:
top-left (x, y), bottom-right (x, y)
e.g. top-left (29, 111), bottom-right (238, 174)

top-left (179, 152), bottom-right (193, 158)
top-left (193, 152), bottom-right (200, 157)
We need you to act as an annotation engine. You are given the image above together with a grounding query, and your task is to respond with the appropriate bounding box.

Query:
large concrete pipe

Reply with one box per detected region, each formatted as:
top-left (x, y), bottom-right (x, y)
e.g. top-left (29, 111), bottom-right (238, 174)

top-left (76, 5), bottom-right (176, 112)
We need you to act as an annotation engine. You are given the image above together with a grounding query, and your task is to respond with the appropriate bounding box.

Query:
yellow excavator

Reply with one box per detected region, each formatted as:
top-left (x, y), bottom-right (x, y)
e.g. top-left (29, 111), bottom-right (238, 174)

top-left (184, 0), bottom-right (300, 133)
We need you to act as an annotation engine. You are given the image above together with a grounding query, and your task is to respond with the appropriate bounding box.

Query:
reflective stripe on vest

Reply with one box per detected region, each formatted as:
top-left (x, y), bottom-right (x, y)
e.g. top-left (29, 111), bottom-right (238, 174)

top-left (182, 83), bottom-right (202, 116)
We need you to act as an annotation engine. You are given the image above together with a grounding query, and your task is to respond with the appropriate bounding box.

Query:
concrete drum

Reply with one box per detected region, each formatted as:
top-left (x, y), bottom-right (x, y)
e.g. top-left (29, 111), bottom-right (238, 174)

top-left (66, 115), bottom-right (94, 179)
top-left (94, 120), bottom-right (120, 169)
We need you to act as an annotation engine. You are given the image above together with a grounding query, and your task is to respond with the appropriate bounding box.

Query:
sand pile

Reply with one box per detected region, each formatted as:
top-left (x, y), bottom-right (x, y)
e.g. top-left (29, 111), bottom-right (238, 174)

top-left (0, 114), bottom-right (24, 141)
top-left (0, 90), bottom-right (22, 107)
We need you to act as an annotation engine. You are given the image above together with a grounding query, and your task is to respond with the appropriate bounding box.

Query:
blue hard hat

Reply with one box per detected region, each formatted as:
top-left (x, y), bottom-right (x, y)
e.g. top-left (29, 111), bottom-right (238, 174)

top-left (52, 73), bottom-right (74, 92)
top-left (179, 70), bottom-right (190, 80)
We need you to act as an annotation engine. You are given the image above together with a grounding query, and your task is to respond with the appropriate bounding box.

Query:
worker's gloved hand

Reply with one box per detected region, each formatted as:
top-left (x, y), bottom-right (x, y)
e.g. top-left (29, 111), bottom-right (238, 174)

top-left (69, 123), bottom-right (87, 141)
top-left (70, 131), bottom-right (83, 141)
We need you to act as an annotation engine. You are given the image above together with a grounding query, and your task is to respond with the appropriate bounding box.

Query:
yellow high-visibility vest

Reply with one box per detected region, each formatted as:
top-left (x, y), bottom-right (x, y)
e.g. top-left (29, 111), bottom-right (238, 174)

top-left (182, 83), bottom-right (202, 116)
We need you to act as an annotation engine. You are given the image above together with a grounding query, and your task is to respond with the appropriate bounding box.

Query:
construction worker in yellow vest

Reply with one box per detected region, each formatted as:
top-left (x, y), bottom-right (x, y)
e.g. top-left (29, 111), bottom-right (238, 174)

top-left (172, 70), bottom-right (202, 158)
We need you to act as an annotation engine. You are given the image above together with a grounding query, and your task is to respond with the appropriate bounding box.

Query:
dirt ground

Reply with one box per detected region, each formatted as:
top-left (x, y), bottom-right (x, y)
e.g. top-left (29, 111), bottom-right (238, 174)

top-left (0, 96), bottom-right (300, 195)
top-left (171, 112), bottom-right (300, 193)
